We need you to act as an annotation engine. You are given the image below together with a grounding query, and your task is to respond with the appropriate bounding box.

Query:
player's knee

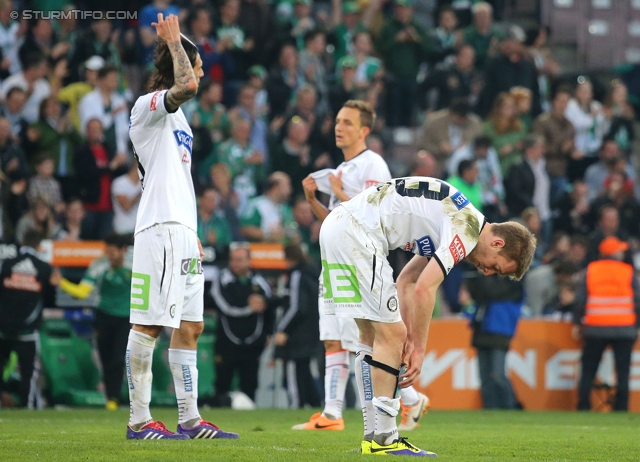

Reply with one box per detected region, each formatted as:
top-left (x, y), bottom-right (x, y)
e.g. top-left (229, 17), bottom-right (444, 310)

top-left (179, 321), bottom-right (204, 342)
top-left (323, 340), bottom-right (343, 353)
top-left (133, 324), bottom-right (162, 338)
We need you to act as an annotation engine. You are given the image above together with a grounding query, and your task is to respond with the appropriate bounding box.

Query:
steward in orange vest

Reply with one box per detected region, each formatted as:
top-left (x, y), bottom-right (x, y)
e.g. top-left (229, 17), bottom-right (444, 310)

top-left (573, 237), bottom-right (640, 411)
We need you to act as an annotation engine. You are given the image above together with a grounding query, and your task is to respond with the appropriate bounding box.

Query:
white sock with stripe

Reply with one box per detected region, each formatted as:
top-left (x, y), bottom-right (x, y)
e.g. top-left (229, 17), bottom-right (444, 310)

top-left (323, 350), bottom-right (349, 419)
top-left (400, 385), bottom-right (420, 407)
top-left (169, 348), bottom-right (201, 426)
top-left (126, 330), bottom-right (156, 428)
top-left (355, 343), bottom-right (375, 441)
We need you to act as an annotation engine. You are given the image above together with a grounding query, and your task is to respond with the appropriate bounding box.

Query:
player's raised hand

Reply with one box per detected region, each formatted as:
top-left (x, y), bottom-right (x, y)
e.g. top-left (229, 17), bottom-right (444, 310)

top-left (152, 13), bottom-right (181, 43)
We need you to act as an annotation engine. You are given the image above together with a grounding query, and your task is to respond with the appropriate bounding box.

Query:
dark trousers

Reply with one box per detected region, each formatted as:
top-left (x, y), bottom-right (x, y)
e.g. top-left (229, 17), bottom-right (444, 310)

top-left (0, 332), bottom-right (41, 409)
top-left (94, 311), bottom-right (130, 401)
top-left (387, 77), bottom-right (418, 127)
top-left (215, 345), bottom-right (263, 401)
top-left (578, 337), bottom-right (636, 411)
top-left (283, 358), bottom-right (321, 409)
top-left (477, 347), bottom-right (515, 409)
top-left (81, 211), bottom-right (114, 240)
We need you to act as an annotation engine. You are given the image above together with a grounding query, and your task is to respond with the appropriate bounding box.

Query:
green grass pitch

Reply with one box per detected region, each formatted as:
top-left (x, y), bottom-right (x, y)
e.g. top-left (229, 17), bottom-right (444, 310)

top-left (1, 408), bottom-right (639, 461)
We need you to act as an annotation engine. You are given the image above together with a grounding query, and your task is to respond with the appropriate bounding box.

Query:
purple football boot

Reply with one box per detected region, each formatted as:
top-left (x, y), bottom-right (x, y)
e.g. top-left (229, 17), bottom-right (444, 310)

top-left (127, 420), bottom-right (190, 440)
top-left (176, 419), bottom-right (240, 439)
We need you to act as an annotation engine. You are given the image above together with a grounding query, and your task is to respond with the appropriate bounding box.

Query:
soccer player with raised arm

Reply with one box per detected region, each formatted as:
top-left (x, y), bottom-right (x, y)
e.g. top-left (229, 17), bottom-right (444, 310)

top-left (125, 13), bottom-right (238, 440)
top-left (319, 177), bottom-right (537, 455)
top-left (295, 101), bottom-right (429, 434)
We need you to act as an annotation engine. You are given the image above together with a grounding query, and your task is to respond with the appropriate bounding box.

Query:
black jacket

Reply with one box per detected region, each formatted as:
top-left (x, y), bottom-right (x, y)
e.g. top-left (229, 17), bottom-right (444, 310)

top-left (74, 142), bottom-right (115, 204)
top-left (209, 266), bottom-right (276, 351)
top-left (466, 272), bottom-right (523, 350)
top-left (477, 54), bottom-right (541, 118)
top-left (275, 262), bottom-right (322, 360)
top-left (505, 159), bottom-right (535, 218)
top-left (0, 247), bottom-right (53, 334)
top-left (422, 66), bottom-right (476, 111)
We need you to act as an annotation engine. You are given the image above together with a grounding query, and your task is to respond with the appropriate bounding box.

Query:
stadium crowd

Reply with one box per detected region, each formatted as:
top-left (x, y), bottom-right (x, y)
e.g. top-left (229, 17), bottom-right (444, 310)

top-left (0, 0), bottom-right (639, 411)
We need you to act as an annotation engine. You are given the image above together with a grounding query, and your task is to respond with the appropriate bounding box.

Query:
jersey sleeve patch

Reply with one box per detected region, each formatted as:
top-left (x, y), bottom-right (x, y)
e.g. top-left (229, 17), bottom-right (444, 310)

top-left (413, 235), bottom-right (435, 257)
top-left (150, 91), bottom-right (161, 111)
top-left (451, 191), bottom-right (469, 210)
top-left (449, 234), bottom-right (466, 264)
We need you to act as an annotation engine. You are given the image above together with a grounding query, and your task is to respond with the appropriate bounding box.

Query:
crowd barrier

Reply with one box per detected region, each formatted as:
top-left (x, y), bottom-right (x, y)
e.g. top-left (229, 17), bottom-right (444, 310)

top-left (416, 319), bottom-right (640, 412)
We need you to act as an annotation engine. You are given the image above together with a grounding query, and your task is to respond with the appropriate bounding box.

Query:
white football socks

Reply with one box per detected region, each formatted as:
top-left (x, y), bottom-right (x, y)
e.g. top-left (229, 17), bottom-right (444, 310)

top-left (168, 348), bottom-right (201, 426)
top-left (354, 343), bottom-right (375, 441)
top-left (400, 385), bottom-right (420, 407)
top-left (323, 350), bottom-right (349, 419)
top-left (126, 330), bottom-right (156, 428)
top-left (373, 396), bottom-right (400, 446)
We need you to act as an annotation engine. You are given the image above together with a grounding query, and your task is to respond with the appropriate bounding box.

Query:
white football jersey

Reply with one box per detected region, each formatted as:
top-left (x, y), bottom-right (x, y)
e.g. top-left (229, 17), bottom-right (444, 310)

top-left (129, 90), bottom-right (197, 234)
top-left (328, 149), bottom-right (391, 210)
top-left (340, 176), bottom-right (486, 276)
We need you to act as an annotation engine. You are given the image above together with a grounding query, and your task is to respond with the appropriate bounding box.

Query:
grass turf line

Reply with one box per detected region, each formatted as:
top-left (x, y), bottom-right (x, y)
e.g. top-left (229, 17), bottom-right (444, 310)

top-left (0, 408), bottom-right (639, 461)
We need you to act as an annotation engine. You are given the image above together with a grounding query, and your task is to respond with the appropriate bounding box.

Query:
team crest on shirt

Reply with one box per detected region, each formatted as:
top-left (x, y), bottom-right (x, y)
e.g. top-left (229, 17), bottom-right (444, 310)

top-left (449, 235), bottom-right (466, 264)
top-left (173, 130), bottom-right (193, 156)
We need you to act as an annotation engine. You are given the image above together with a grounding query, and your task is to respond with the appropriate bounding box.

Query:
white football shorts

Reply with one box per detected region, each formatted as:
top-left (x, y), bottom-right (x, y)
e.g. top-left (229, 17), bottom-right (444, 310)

top-left (130, 222), bottom-right (204, 329)
top-left (318, 275), bottom-right (359, 352)
top-left (319, 206), bottom-right (401, 324)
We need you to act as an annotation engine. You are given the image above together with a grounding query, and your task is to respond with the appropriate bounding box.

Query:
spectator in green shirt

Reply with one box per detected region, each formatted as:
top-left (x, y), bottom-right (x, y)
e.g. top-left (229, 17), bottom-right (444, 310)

top-left (459, 2), bottom-right (503, 71)
top-left (240, 171), bottom-right (299, 244)
top-left (213, 118), bottom-right (265, 215)
top-left (197, 187), bottom-right (233, 248)
top-left (58, 233), bottom-right (132, 410)
top-left (447, 158), bottom-right (483, 212)
top-left (377, 0), bottom-right (430, 126)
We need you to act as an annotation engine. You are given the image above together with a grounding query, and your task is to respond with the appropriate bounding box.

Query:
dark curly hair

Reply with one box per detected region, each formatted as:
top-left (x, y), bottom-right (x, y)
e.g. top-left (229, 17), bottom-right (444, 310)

top-left (148, 37), bottom-right (199, 91)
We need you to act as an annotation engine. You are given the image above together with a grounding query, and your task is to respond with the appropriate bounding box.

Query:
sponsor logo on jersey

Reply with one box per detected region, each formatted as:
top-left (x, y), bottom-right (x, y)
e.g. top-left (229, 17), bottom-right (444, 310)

top-left (173, 130), bottom-right (193, 155)
top-left (404, 242), bottom-right (412, 251)
top-left (415, 235), bottom-right (435, 257)
top-left (449, 235), bottom-right (466, 264)
top-left (181, 258), bottom-right (203, 275)
top-left (150, 91), bottom-right (161, 111)
top-left (451, 191), bottom-right (470, 210)
top-left (365, 179), bottom-right (380, 188)
top-left (182, 151), bottom-right (190, 163)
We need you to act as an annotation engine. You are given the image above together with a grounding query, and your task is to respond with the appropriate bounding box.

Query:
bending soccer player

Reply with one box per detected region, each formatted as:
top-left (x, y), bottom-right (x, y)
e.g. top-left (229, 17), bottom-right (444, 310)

top-left (319, 177), bottom-right (536, 455)
top-left (125, 13), bottom-right (238, 440)
top-left (295, 100), bottom-right (429, 432)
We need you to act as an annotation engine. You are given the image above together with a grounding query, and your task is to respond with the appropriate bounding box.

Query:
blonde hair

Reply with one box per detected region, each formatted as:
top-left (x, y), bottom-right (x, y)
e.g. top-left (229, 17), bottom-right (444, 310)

top-left (342, 100), bottom-right (376, 130)
top-left (487, 93), bottom-right (522, 134)
top-left (492, 221), bottom-right (537, 281)
top-left (510, 86), bottom-right (532, 105)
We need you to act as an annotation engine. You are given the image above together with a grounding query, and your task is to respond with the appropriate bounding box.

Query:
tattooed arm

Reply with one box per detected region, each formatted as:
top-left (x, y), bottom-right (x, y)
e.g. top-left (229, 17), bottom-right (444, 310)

top-left (152, 13), bottom-right (198, 112)
top-left (165, 40), bottom-right (198, 112)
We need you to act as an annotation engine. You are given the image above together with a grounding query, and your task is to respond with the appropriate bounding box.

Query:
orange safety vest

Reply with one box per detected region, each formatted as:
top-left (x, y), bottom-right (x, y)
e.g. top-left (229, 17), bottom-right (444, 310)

top-left (585, 260), bottom-right (636, 327)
